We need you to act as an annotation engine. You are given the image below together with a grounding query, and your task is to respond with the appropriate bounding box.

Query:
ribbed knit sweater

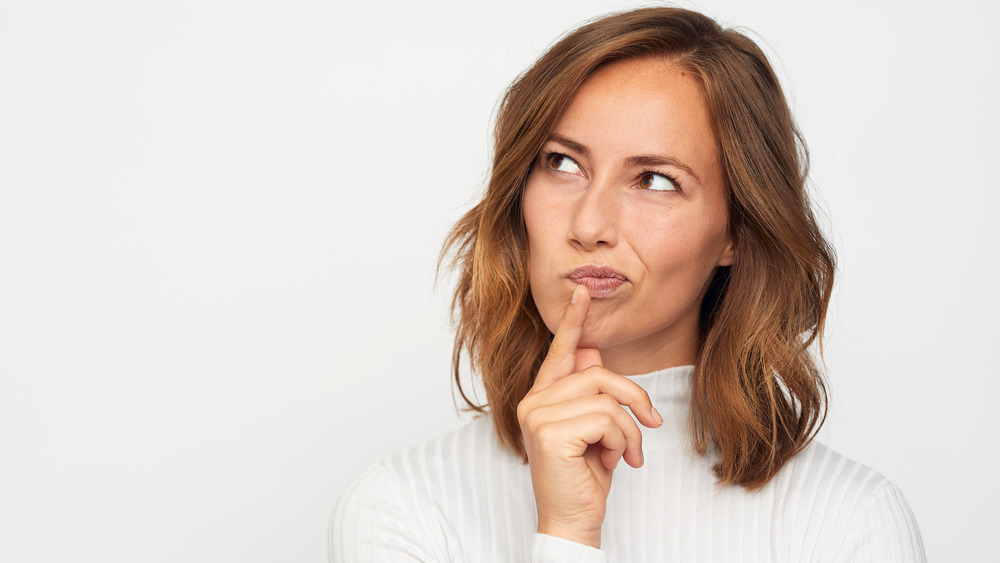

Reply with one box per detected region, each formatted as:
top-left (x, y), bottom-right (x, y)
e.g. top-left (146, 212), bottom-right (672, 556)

top-left (330, 366), bottom-right (925, 561)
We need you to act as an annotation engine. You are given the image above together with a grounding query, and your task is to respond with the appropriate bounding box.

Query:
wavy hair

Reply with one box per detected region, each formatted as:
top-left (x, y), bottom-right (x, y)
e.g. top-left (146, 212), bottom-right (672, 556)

top-left (441, 6), bottom-right (835, 489)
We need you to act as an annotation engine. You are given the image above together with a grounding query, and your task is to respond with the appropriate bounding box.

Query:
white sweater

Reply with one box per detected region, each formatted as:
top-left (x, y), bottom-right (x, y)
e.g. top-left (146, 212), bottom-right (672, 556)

top-left (330, 366), bottom-right (925, 562)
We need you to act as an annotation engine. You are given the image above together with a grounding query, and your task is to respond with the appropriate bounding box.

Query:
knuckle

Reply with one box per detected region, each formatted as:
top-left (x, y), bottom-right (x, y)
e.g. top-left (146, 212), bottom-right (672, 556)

top-left (627, 427), bottom-right (643, 447)
top-left (634, 385), bottom-right (652, 402)
top-left (582, 365), bottom-right (612, 384)
top-left (596, 412), bottom-right (615, 427)
top-left (545, 340), bottom-right (568, 361)
top-left (522, 409), bottom-right (541, 431)
top-left (632, 381), bottom-right (651, 399)
top-left (596, 393), bottom-right (618, 409)
top-left (595, 394), bottom-right (620, 414)
top-left (516, 400), bottom-right (530, 425)
top-left (534, 422), bottom-right (560, 447)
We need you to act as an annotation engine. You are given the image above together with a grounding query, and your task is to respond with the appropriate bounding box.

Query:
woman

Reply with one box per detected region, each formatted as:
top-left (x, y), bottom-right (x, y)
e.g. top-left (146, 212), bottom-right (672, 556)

top-left (331, 7), bottom-right (925, 561)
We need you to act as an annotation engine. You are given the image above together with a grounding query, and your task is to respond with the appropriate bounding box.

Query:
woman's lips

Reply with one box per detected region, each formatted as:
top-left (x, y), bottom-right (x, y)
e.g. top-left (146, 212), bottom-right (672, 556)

top-left (567, 265), bottom-right (628, 298)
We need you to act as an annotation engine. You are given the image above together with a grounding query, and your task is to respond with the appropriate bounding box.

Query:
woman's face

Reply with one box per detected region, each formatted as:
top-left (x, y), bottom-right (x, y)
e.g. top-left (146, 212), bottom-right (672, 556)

top-left (523, 57), bottom-right (734, 375)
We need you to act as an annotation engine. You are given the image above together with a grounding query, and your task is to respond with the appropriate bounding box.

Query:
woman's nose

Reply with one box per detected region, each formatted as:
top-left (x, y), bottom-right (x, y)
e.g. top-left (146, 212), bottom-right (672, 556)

top-left (568, 180), bottom-right (619, 251)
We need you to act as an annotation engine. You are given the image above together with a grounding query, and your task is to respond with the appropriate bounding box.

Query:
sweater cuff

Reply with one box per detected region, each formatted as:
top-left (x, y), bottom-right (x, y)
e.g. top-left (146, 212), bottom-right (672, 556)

top-left (530, 533), bottom-right (607, 563)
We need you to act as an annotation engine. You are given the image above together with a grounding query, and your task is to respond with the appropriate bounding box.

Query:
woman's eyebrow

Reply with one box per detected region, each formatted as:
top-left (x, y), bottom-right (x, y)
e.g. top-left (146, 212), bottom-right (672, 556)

top-left (547, 134), bottom-right (590, 159)
top-left (547, 133), bottom-right (701, 184)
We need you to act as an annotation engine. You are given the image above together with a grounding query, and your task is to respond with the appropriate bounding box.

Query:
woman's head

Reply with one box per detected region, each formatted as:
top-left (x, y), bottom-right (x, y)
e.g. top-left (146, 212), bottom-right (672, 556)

top-left (523, 56), bottom-right (734, 375)
top-left (443, 6), bottom-right (835, 489)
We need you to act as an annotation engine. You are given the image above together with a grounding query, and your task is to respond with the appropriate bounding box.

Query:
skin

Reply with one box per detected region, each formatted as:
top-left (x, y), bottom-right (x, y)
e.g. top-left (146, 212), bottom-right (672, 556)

top-left (517, 57), bottom-right (734, 548)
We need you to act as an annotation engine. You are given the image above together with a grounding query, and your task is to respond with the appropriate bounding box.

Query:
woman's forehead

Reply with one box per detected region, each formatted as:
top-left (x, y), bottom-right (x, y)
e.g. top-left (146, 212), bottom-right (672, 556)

top-left (546, 58), bottom-right (719, 180)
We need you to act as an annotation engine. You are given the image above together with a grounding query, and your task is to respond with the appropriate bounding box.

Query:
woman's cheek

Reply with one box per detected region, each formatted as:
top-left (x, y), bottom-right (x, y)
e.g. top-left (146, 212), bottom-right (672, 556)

top-left (528, 264), bottom-right (561, 336)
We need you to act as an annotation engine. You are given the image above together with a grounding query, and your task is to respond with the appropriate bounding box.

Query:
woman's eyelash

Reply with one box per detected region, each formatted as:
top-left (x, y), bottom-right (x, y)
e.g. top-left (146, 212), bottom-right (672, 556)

top-left (638, 169), bottom-right (684, 193)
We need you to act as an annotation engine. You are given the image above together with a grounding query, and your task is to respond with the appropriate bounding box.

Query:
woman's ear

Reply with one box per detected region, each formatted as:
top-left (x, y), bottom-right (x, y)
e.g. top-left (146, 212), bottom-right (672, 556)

top-left (717, 237), bottom-right (736, 267)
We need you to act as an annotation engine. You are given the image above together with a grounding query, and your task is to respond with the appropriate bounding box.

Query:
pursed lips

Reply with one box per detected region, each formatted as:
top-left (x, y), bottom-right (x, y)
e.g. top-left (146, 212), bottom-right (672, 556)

top-left (567, 265), bottom-right (628, 298)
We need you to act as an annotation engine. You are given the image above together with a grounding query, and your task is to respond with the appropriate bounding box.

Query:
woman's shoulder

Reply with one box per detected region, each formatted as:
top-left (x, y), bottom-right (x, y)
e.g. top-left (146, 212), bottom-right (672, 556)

top-left (777, 439), bottom-right (898, 504)
top-left (366, 413), bottom-right (528, 498)
top-left (331, 414), bottom-right (536, 562)
top-left (762, 439), bottom-right (926, 560)
top-left (338, 413), bottom-right (509, 503)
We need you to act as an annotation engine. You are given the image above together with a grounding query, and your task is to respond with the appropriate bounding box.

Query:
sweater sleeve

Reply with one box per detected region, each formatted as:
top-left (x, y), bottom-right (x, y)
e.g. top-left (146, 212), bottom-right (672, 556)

top-left (531, 534), bottom-right (608, 563)
top-left (329, 462), bottom-right (448, 563)
top-left (829, 482), bottom-right (927, 562)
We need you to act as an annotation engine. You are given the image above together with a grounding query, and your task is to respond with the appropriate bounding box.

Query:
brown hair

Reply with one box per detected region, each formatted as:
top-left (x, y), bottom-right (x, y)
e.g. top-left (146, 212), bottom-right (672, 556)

top-left (441, 6), bottom-right (835, 489)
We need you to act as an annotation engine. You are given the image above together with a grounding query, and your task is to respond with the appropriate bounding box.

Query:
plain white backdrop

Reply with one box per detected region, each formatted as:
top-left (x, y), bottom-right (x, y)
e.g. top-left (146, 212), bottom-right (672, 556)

top-left (1, 0), bottom-right (997, 561)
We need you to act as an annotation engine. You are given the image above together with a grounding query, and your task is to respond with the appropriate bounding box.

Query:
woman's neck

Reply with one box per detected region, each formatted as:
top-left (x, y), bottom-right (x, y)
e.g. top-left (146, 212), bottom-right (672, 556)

top-left (598, 327), bottom-right (698, 376)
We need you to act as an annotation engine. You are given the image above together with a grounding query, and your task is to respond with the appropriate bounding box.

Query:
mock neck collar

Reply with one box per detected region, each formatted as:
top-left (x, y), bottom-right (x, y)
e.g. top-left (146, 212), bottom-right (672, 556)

top-left (626, 364), bottom-right (694, 406)
top-left (625, 364), bottom-right (694, 451)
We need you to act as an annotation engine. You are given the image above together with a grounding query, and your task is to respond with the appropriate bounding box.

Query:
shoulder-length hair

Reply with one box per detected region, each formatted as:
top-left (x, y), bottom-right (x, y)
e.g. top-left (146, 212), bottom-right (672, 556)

top-left (441, 6), bottom-right (835, 489)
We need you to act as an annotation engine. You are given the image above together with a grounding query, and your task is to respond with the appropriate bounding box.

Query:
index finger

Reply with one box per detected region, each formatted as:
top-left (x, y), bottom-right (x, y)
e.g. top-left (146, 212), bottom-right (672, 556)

top-left (534, 284), bottom-right (591, 389)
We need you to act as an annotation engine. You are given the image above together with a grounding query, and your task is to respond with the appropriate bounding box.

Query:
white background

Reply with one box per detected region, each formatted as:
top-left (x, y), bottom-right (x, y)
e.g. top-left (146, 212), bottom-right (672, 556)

top-left (1, 0), bottom-right (997, 561)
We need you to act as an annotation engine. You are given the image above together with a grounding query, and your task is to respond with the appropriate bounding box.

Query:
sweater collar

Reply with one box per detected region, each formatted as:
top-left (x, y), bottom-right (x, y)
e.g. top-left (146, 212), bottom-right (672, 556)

top-left (626, 364), bottom-right (695, 451)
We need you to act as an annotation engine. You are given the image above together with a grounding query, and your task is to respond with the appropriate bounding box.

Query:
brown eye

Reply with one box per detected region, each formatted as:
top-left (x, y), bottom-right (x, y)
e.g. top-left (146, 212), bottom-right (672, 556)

top-left (545, 153), bottom-right (582, 175)
top-left (638, 171), bottom-right (678, 192)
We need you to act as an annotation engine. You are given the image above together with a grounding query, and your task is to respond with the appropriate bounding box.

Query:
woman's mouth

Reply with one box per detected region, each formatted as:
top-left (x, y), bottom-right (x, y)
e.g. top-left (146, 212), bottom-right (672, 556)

top-left (567, 265), bottom-right (628, 298)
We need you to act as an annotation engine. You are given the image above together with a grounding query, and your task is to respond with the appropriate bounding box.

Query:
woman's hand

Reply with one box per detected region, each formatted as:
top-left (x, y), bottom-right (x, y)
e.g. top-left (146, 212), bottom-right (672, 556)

top-left (517, 284), bottom-right (663, 549)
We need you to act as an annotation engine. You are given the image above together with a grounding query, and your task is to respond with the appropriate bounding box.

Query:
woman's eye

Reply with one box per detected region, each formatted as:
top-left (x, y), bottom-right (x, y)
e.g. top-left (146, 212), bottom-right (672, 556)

top-left (638, 172), bottom-right (678, 192)
top-left (546, 153), bottom-right (582, 175)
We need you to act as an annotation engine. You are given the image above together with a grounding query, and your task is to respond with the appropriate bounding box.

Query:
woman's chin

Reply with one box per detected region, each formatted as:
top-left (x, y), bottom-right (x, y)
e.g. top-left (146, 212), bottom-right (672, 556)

top-left (577, 328), bottom-right (619, 352)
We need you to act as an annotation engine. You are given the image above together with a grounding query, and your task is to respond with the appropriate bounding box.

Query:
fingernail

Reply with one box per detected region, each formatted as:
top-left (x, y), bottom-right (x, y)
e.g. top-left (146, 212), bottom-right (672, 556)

top-left (639, 449), bottom-right (644, 466)
top-left (571, 285), bottom-right (580, 304)
top-left (650, 405), bottom-right (663, 426)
